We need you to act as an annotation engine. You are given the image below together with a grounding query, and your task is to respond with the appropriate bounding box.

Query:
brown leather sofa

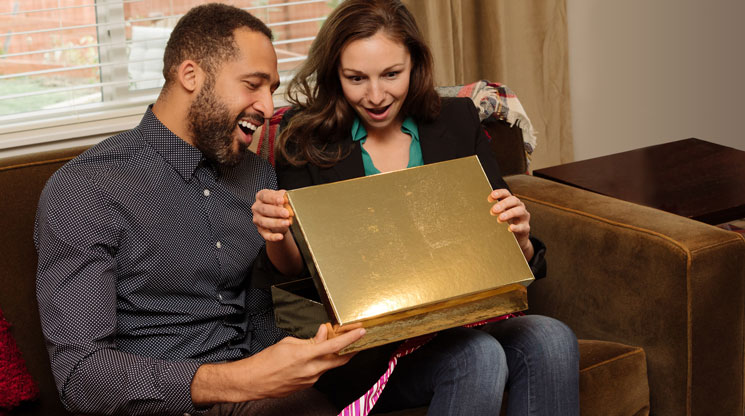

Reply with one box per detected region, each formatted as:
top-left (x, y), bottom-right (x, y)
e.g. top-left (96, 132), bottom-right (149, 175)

top-left (507, 174), bottom-right (745, 416)
top-left (1, 146), bottom-right (88, 416)
top-left (5, 94), bottom-right (737, 414)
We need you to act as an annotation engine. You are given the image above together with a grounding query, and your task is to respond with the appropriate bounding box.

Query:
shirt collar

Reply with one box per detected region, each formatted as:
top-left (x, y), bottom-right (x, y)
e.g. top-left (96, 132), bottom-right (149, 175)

top-left (139, 105), bottom-right (206, 181)
top-left (351, 116), bottom-right (420, 143)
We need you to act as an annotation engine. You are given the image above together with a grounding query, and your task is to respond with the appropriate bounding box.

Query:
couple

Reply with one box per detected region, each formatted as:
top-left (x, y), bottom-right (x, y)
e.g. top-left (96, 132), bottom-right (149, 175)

top-left (34, 1), bottom-right (578, 415)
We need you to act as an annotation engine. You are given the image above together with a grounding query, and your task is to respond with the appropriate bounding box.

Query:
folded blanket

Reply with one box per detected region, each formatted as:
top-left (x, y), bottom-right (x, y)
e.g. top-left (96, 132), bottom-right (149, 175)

top-left (438, 80), bottom-right (538, 166)
top-left (0, 307), bottom-right (38, 411)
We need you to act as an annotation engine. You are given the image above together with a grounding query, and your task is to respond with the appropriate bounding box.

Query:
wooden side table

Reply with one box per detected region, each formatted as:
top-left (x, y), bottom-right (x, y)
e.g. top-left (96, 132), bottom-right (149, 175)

top-left (533, 138), bottom-right (745, 225)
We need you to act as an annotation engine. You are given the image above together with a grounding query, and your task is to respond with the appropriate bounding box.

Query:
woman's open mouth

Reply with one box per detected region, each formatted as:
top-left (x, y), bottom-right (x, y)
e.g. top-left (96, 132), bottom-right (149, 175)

top-left (365, 104), bottom-right (391, 121)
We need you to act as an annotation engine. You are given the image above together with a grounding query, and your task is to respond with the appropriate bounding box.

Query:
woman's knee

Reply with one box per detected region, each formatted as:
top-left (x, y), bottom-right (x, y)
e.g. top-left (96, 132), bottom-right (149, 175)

top-left (530, 315), bottom-right (578, 358)
top-left (491, 315), bottom-right (579, 367)
top-left (437, 327), bottom-right (508, 382)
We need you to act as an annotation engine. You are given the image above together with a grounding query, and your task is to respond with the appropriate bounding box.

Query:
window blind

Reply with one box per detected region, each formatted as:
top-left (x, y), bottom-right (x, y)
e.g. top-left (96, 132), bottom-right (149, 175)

top-left (0, 0), bottom-right (335, 126)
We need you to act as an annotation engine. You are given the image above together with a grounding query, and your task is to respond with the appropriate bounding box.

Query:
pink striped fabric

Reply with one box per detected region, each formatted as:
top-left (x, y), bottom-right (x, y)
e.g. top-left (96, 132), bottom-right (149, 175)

top-left (338, 312), bottom-right (523, 416)
top-left (338, 333), bottom-right (436, 416)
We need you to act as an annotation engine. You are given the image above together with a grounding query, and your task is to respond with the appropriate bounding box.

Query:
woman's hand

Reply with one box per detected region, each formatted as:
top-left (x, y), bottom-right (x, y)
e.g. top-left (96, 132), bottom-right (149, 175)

top-left (488, 189), bottom-right (534, 261)
top-left (252, 189), bottom-right (293, 242)
top-left (252, 189), bottom-right (304, 275)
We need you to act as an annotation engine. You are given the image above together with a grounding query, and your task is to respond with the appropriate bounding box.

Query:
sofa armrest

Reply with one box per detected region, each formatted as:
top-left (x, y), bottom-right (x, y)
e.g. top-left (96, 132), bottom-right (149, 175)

top-left (505, 174), bottom-right (745, 416)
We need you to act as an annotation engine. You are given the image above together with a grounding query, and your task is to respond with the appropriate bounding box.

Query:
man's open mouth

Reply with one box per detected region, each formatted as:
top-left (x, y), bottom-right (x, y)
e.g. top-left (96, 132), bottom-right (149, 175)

top-left (238, 119), bottom-right (259, 135)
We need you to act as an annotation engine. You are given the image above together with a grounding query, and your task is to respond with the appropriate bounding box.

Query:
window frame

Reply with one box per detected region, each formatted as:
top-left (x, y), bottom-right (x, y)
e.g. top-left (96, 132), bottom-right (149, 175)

top-left (0, 0), bottom-right (322, 158)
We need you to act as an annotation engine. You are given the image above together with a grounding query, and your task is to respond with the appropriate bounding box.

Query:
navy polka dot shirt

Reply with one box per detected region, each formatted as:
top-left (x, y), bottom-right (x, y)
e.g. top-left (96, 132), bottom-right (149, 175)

top-left (34, 107), bottom-right (286, 415)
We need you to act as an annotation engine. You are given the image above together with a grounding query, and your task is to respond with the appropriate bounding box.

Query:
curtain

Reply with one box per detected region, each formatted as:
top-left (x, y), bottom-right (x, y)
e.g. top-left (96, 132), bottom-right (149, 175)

top-left (402, 0), bottom-right (573, 169)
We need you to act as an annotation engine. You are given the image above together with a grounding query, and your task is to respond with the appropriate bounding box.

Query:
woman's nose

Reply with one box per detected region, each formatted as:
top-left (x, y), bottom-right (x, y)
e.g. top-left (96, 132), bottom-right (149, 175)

top-left (367, 81), bottom-right (385, 106)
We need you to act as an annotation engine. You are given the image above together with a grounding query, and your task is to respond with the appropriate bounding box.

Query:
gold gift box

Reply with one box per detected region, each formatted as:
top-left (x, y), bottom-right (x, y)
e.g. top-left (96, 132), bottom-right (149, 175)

top-left (275, 156), bottom-right (534, 353)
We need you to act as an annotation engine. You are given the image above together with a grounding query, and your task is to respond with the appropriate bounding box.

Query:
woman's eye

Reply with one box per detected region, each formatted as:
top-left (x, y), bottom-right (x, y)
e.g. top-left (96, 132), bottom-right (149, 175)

top-left (385, 71), bottom-right (399, 79)
top-left (349, 76), bottom-right (363, 83)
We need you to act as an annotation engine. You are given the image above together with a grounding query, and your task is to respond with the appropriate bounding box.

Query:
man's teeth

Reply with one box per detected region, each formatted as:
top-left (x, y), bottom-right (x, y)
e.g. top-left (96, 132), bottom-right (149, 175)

top-left (238, 120), bottom-right (258, 132)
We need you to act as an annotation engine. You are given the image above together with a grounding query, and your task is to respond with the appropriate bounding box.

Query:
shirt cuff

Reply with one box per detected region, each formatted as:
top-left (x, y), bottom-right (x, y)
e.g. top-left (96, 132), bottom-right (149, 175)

top-left (161, 360), bottom-right (205, 414)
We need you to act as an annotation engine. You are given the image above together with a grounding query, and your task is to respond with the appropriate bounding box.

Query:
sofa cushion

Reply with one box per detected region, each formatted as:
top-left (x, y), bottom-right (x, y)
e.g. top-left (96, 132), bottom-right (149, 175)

top-left (0, 148), bottom-right (85, 415)
top-left (0, 307), bottom-right (38, 410)
top-left (578, 339), bottom-right (649, 416)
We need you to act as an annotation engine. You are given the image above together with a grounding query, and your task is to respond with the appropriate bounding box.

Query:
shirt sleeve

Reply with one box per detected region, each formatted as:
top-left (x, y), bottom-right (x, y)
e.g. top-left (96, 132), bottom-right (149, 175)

top-left (34, 168), bottom-right (203, 415)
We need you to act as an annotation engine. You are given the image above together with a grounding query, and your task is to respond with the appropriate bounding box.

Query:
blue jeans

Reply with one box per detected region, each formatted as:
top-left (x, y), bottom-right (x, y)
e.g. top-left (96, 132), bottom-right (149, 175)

top-left (373, 315), bottom-right (579, 416)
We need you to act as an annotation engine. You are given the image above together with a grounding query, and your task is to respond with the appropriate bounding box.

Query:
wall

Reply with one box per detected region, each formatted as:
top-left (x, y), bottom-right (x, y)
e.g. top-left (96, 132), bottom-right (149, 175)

top-left (567, 0), bottom-right (745, 161)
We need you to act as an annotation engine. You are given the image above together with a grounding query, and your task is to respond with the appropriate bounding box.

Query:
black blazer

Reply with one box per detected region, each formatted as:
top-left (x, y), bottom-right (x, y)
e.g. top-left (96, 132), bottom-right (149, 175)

top-left (277, 97), bottom-right (509, 191)
top-left (275, 97), bottom-right (546, 278)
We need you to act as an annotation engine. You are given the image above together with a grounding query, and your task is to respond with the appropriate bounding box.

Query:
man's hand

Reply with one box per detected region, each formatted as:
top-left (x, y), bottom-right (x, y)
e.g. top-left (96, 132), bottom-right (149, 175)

top-left (488, 188), bottom-right (534, 261)
top-left (252, 189), bottom-right (292, 242)
top-left (191, 324), bottom-right (365, 405)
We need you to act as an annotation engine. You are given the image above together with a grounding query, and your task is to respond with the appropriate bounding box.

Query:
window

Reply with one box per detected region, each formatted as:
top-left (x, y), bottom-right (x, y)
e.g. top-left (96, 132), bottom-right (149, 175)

top-left (0, 0), bottom-right (338, 153)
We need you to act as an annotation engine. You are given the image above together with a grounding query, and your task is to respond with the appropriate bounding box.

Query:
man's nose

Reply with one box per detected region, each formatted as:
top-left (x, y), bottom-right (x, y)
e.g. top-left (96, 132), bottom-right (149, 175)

top-left (254, 89), bottom-right (274, 120)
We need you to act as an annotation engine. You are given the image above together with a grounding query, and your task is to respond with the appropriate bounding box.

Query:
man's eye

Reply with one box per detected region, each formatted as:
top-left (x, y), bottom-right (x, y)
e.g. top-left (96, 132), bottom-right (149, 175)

top-left (244, 81), bottom-right (258, 90)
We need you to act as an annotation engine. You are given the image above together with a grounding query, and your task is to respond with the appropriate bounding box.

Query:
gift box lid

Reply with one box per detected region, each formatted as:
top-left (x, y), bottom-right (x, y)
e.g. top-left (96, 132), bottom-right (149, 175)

top-left (285, 155), bottom-right (534, 327)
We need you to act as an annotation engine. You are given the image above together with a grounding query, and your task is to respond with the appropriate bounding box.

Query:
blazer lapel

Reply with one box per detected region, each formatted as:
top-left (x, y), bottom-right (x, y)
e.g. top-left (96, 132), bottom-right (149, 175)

top-left (320, 116), bottom-right (458, 182)
top-left (419, 116), bottom-right (459, 164)
top-left (323, 141), bottom-right (365, 182)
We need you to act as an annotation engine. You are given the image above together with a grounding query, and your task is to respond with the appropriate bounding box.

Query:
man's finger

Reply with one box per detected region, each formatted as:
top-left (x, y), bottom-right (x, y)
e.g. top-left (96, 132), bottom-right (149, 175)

top-left (332, 322), bottom-right (363, 336)
top-left (279, 335), bottom-right (312, 346)
top-left (312, 323), bottom-right (329, 344)
top-left (315, 327), bottom-right (366, 356)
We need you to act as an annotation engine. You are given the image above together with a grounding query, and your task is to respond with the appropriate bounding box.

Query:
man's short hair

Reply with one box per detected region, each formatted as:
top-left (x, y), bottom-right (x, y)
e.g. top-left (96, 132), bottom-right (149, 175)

top-left (162, 3), bottom-right (272, 88)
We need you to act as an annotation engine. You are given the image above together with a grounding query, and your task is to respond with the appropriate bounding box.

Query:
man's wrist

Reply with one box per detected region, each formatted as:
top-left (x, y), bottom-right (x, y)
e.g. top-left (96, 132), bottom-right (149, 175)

top-left (191, 362), bottom-right (245, 406)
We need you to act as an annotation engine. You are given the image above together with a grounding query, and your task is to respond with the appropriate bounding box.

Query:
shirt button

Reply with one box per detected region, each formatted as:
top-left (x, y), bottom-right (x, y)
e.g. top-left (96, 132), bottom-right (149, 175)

top-left (218, 294), bottom-right (223, 301)
top-left (203, 189), bottom-right (210, 197)
top-left (215, 241), bottom-right (222, 249)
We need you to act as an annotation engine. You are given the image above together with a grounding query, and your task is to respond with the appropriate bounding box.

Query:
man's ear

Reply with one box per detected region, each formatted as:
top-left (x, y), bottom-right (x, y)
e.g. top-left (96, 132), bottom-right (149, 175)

top-left (176, 60), bottom-right (203, 93)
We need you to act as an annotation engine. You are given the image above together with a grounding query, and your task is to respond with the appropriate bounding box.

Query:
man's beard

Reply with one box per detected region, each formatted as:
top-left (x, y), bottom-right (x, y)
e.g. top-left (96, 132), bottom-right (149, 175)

top-left (187, 80), bottom-right (247, 167)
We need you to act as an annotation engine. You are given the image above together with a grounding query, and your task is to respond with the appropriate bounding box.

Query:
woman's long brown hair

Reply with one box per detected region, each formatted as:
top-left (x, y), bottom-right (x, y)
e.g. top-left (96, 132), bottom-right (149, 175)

top-left (277, 0), bottom-right (441, 167)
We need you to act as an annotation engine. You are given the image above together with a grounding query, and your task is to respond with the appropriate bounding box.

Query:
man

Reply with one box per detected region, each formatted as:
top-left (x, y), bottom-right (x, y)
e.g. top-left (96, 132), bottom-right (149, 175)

top-left (34, 4), bottom-right (363, 415)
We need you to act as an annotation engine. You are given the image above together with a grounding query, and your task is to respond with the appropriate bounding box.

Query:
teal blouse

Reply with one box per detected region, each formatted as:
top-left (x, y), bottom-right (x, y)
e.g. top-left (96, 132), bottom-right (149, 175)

top-left (351, 116), bottom-right (424, 176)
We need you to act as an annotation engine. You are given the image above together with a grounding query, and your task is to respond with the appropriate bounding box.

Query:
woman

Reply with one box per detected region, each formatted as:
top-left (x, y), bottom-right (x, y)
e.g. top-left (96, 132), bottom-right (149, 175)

top-left (252, 0), bottom-right (579, 414)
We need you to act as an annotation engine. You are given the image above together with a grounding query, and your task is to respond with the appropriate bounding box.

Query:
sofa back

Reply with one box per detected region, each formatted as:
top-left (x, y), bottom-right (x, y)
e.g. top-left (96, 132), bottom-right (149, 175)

top-left (0, 147), bottom-right (87, 415)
